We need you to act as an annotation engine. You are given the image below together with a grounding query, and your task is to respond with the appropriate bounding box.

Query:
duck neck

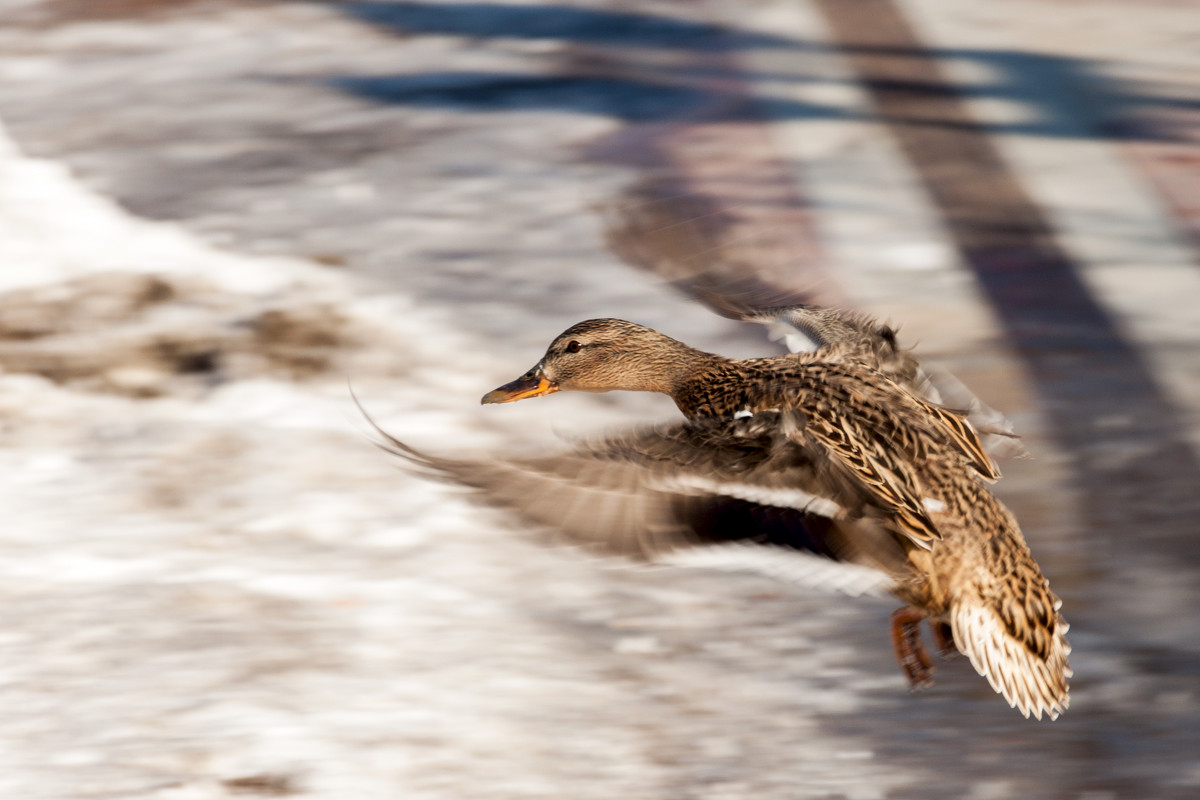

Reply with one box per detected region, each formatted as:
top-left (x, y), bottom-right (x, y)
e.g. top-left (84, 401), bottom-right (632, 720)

top-left (661, 349), bottom-right (735, 418)
top-left (657, 344), bottom-right (723, 397)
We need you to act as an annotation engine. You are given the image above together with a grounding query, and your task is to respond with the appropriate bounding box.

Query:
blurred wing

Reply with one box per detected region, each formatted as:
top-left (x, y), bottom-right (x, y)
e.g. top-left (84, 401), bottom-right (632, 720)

top-left (362, 408), bottom-right (910, 598)
top-left (917, 362), bottom-right (1030, 463)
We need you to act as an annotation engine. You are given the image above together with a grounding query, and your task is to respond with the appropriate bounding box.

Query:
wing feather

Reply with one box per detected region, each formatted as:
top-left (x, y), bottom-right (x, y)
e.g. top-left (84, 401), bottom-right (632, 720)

top-left (908, 396), bottom-right (1002, 481)
top-left (358, 397), bottom-right (912, 592)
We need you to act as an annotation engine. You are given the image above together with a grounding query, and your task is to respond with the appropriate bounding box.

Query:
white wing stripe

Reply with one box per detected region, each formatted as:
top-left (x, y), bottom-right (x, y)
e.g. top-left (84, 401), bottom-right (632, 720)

top-left (653, 475), bottom-right (845, 518)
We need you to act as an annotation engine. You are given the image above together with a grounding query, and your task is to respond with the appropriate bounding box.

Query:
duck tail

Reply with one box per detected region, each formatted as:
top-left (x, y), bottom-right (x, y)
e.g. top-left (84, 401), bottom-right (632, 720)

top-left (949, 587), bottom-right (1072, 720)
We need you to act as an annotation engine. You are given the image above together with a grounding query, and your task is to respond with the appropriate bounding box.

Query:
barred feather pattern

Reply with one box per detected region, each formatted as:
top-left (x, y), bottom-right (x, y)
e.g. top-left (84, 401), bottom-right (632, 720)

top-left (676, 357), bottom-right (983, 548)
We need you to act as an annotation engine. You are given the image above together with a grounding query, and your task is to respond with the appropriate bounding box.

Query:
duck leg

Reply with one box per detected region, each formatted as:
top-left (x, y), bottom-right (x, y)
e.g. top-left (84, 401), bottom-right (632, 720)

top-left (890, 607), bottom-right (935, 689)
top-left (932, 620), bottom-right (959, 657)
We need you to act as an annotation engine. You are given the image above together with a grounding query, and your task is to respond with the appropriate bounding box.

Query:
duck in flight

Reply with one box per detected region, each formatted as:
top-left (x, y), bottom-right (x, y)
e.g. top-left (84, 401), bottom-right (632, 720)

top-left (367, 301), bottom-right (1071, 720)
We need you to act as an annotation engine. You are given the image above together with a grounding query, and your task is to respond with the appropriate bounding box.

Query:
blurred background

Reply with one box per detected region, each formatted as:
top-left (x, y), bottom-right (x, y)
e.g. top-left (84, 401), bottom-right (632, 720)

top-left (0, 0), bottom-right (1198, 797)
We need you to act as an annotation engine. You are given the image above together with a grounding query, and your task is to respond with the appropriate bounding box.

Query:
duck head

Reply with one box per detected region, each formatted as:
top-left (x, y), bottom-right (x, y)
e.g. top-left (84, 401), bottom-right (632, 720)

top-left (482, 318), bottom-right (707, 404)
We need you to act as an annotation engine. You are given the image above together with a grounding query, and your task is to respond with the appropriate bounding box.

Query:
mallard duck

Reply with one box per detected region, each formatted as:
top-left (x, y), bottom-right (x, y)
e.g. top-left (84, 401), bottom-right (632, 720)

top-left (369, 305), bottom-right (1070, 720)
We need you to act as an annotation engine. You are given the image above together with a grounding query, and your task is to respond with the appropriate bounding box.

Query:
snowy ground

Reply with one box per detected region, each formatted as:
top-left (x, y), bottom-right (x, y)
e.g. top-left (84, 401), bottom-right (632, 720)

top-left (0, 1), bottom-right (1198, 798)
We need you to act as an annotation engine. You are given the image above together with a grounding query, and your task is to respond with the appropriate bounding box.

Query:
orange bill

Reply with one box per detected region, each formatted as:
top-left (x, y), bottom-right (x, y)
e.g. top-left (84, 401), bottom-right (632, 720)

top-left (481, 369), bottom-right (560, 404)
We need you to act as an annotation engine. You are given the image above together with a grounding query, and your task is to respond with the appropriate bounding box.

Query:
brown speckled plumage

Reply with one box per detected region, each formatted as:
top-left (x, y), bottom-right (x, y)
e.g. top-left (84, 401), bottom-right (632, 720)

top-left (370, 311), bottom-right (1070, 720)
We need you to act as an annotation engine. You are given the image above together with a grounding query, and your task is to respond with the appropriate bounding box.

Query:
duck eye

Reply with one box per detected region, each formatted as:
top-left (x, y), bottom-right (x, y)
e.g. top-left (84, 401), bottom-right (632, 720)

top-left (565, 340), bottom-right (582, 354)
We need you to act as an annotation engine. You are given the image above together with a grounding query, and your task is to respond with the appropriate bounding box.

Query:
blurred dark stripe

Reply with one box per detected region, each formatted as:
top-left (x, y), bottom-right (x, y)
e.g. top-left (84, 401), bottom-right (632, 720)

top-left (813, 0), bottom-right (1200, 563)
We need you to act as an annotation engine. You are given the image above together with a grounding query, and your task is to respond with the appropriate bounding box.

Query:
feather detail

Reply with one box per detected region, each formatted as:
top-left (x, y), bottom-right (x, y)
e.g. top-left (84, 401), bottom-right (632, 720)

top-left (951, 601), bottom-right (1071, 720)
top-left (909, 396), bottom-right (1002, 481)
